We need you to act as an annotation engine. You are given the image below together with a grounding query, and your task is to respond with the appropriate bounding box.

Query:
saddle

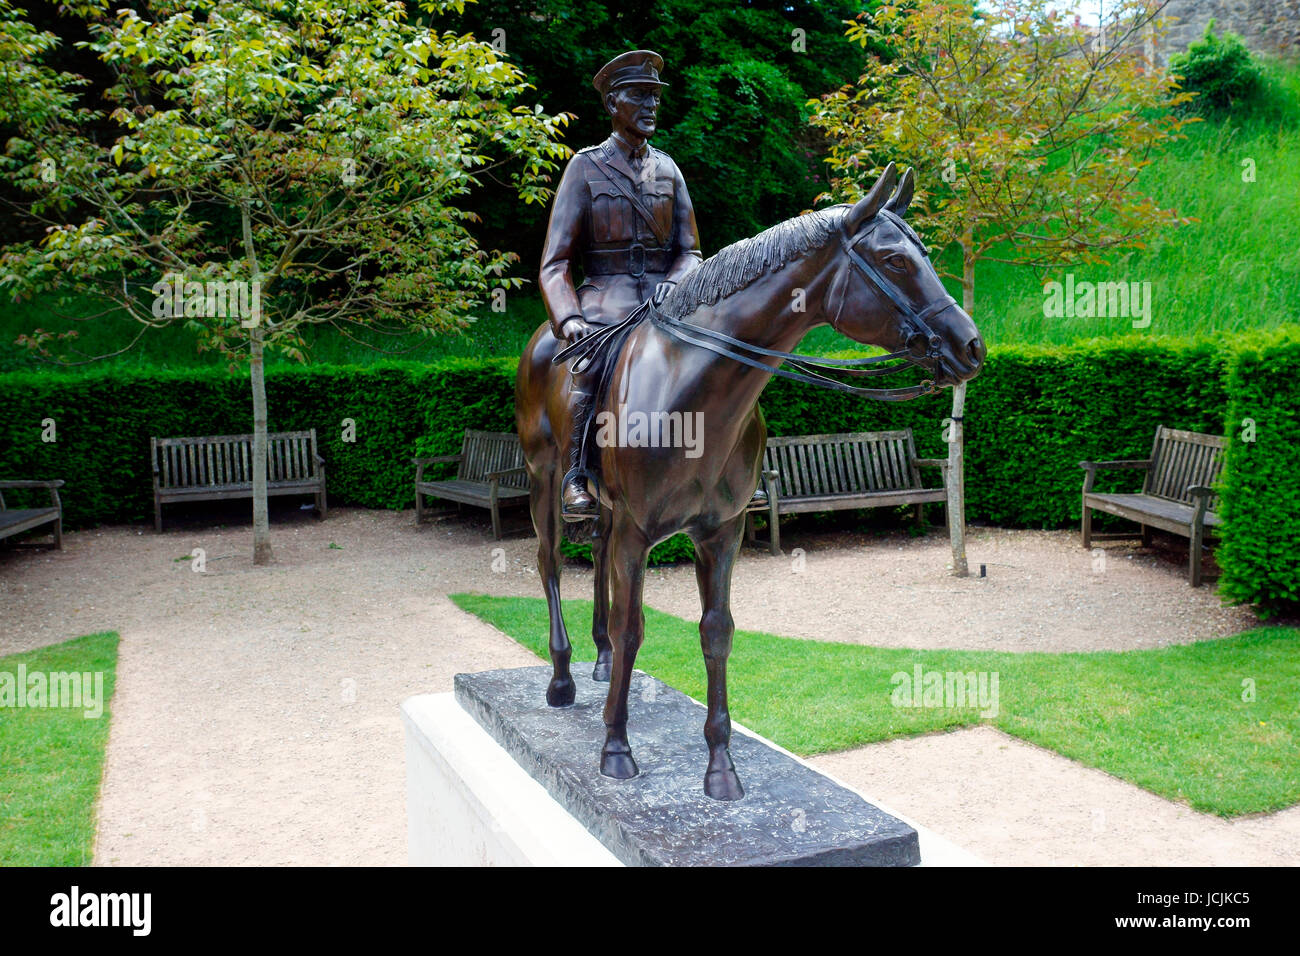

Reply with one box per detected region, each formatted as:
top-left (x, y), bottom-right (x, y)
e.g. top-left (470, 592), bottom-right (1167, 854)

top-left (551, 300), bottom-right (652, 505)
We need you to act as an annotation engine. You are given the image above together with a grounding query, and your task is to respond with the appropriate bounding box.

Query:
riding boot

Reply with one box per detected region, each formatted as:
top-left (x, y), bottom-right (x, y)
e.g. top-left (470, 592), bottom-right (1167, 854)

top-left (561, 386), bottom-right (597, 520)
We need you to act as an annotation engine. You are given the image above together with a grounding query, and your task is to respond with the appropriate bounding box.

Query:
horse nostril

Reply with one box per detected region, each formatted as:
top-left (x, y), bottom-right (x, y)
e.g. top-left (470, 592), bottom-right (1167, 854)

top-left (967, 337), bottom-right (986, 366)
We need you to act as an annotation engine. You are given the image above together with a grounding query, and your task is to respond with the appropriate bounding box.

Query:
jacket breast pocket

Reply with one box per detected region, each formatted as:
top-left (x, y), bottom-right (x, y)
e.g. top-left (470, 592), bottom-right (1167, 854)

top-left (643, 178), bottom-right (674, 243)
top-left (587, 180), bottom-right (631, 244)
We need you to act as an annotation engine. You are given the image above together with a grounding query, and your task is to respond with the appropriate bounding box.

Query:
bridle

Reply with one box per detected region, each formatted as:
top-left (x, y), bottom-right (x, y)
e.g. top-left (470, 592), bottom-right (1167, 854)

top-left (645, 209), bottom-right (956, 401)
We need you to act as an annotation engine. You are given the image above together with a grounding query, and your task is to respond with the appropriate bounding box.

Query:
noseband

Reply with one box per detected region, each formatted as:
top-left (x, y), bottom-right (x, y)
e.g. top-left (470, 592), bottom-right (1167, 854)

top-left (640, 210), bottom-right (954, 401)
top-left (829, 209), bottom-right (955, 363)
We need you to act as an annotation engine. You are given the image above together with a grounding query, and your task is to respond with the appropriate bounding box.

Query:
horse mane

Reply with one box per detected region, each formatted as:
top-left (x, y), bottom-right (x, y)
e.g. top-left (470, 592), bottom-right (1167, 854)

top-left (659, 206), bottom-right (849, 319)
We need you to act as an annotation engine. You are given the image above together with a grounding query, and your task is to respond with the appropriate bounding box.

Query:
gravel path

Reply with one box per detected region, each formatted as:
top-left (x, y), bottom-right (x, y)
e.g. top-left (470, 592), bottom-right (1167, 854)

top-left (0, 505), bottom-right (1291, 866)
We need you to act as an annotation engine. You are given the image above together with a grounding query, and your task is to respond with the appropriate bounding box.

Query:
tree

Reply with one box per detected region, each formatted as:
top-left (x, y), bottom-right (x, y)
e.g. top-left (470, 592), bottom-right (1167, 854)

top-left (809, 0), bottom-right (1196, 574)
top-left (0, 0), bottom-right (571, 563)
top-left (426, 0), bottom-right (868, 255)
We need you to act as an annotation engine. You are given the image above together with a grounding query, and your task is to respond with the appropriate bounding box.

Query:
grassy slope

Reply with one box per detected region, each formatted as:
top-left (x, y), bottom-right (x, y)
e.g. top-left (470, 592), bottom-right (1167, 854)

top-left (451, 593), bottom-right (1300, 818)
top-left (0, 632), bottom-right (119, 865)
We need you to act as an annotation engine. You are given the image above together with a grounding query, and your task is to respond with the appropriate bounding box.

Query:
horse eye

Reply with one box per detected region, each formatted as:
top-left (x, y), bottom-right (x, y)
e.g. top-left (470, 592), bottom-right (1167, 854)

top-left (884, 253), bottom-right (908, 271)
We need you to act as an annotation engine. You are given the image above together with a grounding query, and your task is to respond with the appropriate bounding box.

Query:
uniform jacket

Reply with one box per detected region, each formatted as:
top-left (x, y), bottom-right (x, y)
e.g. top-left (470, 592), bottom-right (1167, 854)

top-left (538, 134), bottom-right (702, 337)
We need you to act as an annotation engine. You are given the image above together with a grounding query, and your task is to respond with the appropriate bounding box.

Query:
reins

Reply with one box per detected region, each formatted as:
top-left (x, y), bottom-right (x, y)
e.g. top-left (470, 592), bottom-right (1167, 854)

top-left (553, 210), bottom-right (955, 402)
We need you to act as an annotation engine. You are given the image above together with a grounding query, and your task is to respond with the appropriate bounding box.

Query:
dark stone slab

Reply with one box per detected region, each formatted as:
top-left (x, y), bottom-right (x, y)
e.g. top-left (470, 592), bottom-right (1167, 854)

top-left (453, 666), bottom-right (920, 867)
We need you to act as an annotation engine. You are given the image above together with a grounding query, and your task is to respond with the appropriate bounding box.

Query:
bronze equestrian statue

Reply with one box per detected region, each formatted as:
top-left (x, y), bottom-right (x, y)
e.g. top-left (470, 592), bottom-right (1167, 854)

top-left (518, 52), bottom-right (986, 800)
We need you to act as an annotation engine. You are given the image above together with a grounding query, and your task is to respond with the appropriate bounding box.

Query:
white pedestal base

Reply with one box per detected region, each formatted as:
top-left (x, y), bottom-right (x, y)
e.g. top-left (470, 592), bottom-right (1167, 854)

top-left (402, 692), bottom-right (985, 867)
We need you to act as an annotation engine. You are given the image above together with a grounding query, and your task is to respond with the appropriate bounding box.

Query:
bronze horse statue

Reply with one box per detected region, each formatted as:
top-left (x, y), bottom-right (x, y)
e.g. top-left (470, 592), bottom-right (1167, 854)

top-left (515, 164), bottom-right (985, 800)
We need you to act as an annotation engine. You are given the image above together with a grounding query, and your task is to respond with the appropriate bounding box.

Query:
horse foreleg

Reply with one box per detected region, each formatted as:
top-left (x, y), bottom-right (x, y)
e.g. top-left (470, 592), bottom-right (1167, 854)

top-left (590, 503), bottom-right (614, 681)
top-left (600, 514), bottom-right (650, 779)
top-left (692, 517), bottom-right (747, 801)
top-left (531, 472), bottom-right (574, 707)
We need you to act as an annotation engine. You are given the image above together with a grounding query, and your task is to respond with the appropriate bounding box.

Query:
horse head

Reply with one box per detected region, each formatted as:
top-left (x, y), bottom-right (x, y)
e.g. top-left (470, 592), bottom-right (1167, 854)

top-left (829, 163), bottom-right (985, 388)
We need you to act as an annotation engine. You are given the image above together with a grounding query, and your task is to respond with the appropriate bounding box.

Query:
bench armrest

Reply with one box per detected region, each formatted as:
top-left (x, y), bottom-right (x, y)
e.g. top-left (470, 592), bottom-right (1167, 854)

top-left (1079, 459), bottom-right (1151, 470)
top-left (0, 479), bottom-right (65, 489)
top-left (413, 454), bottom-right (463, 483)
top-left (913, 458), bottom-right (948, 469)
top-left (1187, 484), bottom-right (1214, 498)
top-left (752, 469), bottom-right (781, 511)
top-left (485, 466), bottom-right (528, 482)
top-left (0, 479), bottom-right (64, 511)
top-left (1080, 459), bottom-right (1150, 494)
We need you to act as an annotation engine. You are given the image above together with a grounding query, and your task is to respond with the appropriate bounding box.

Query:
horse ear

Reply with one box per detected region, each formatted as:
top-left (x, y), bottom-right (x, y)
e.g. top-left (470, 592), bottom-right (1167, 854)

top-left (886, 167), bottom-right (915, 217)
top-left (844, 162), bottom-right (897, 234)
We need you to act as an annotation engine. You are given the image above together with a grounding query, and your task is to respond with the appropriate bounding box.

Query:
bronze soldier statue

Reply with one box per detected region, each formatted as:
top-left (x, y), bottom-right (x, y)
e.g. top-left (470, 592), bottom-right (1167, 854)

top-left (538, 50), bottom-right (703, 517)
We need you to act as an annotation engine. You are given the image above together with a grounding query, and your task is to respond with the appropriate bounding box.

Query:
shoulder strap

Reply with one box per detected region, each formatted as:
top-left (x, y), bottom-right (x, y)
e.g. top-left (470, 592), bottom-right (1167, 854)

top-left (588, 147), bottom-right (671, 247)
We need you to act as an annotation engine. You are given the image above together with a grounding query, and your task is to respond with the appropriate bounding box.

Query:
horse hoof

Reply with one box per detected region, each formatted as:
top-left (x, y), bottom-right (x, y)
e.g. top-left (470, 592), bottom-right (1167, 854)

top-left (600, 749), bottom-right (639, 779)
top-left (592, 655), bottom-right (612, 682)
top-left (546, 677), bottom-right (575, 708)
top-left (704, 769), bottom-right (745, 801)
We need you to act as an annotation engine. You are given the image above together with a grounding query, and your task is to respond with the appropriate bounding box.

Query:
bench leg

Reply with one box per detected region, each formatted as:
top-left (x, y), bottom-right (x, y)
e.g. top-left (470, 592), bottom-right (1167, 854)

top-left (415, 488), bottom-right (423, 525)
top-left (1189, 521), bottom-right (1204, 587)
top-left (1141, 524), bottom-right (1152, 548)
top-left (1081, 500), bottom-right (1091, 549)
top-left (54, 513), bottom-right (63, 550)
top-left (914, 502), bottom-right (925, 529)
top-left (317, 484), bottom-right (327, 518)
top-left (744, 512), bottom-right (755, 543)
top-left (155, 497), bottom-right (163, 534)
top-left (491, 501), bottom-right (502, 541)
top-left (768, 504), bottom-right (780, 557)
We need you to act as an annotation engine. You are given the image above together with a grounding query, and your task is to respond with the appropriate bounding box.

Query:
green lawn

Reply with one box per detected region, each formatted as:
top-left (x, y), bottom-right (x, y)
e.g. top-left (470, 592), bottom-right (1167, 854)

top-left (451, 593), bottom-right (1300, 818)
top-left (0, 633), bottom-right (119, 865)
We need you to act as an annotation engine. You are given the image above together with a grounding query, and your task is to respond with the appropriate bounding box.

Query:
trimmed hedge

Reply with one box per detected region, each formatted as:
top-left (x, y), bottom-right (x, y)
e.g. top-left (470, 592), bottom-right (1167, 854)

top-left (0, 359), bottom-right (517, 527)
top-left (0, 334), bottom-right (1294, 610)
top-left (1217, 329), bottom-right (1300, 613)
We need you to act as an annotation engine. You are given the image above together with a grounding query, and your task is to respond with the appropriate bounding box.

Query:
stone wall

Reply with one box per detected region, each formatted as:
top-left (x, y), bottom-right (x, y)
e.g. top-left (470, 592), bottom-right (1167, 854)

top-left (1158, 0), bottom-right (1300, 62)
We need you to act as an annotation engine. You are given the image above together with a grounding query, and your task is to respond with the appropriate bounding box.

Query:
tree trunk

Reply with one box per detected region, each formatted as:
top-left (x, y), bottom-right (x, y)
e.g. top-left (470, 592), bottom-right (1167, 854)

top-left (947, 235), bottom-right (976, 577)
top-left (250, 323), bottom-right (272, 565)
top-left (240, 198), bottom-right (272, 566)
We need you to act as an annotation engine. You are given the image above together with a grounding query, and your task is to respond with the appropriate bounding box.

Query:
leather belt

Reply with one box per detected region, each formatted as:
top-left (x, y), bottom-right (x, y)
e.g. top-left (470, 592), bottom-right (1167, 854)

top-left (583, 243), bottom-right (673, 278)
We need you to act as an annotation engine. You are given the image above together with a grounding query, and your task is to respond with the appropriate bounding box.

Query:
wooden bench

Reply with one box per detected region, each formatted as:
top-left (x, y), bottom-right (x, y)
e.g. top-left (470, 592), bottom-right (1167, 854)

top-left (413, 430), bottom-right (529, 540)
top-left (152, 430), bottom-right (327, 532)
top-left (0, 480), bottom-right (64, 549)
top-left (1080, 426), bottom-right (1227, 586)
top-left (746, 429), bottom-right (947, 555)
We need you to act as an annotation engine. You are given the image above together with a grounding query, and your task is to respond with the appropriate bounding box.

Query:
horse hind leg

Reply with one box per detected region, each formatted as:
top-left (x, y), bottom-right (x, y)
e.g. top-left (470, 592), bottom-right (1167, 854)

top-left (531, 468), bottom-right (574, 707)
top-left (692, 517), bottom-right (747, 801)
top-left (590, 503), bottom-right (614, 681)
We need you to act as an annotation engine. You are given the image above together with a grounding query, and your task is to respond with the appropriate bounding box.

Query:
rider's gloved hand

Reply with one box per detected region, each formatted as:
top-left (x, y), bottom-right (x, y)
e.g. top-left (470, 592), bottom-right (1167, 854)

top-left (652, 281), bottom-right (676, 307)
top-left (561, 315), bottom-right (595, 343)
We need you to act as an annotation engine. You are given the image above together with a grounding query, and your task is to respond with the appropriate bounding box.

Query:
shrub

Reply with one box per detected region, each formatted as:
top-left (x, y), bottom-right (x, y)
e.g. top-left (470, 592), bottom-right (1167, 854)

top-left (1217, 329), bottom-right (1300, 614)
top-left (560, 533), bottom-right (697, 567)
top-left (1171, 21), bottom-right (1264, 114)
